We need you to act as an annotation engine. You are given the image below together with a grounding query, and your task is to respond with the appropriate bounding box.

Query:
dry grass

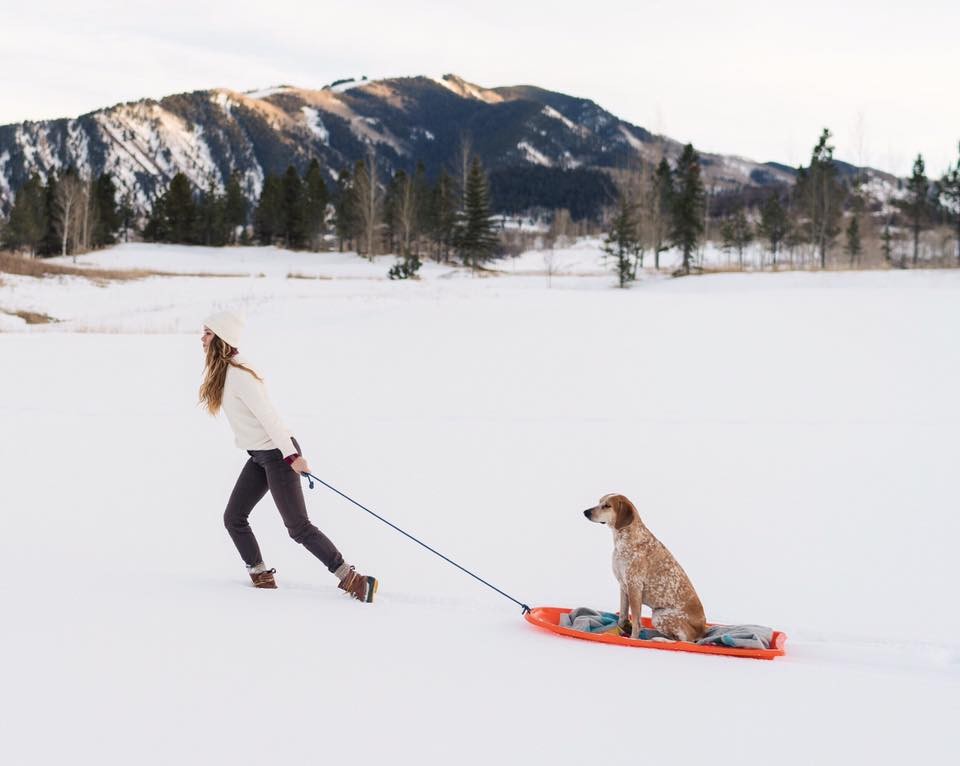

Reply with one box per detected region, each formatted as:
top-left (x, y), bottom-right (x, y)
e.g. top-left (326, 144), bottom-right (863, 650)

top-left (0, 251), bottom-right (252, 282)
top-left (286, 271), bottom-right (333, 280)
top-left (15, 310), bottom-right (58, 324)
top-left (2, 309), bottom-right (58, 324)
top-left (0, 251), bottom-right (155, 281)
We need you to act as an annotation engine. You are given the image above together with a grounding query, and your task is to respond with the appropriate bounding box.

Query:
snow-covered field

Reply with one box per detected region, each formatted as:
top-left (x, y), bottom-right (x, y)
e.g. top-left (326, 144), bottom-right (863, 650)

top-left (2, 243), bottom-right (958, 764)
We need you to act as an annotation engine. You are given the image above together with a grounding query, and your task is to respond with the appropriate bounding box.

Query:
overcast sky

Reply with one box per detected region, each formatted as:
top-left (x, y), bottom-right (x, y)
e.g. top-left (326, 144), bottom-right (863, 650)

top-left (2, 0), bottom-right (957, 177)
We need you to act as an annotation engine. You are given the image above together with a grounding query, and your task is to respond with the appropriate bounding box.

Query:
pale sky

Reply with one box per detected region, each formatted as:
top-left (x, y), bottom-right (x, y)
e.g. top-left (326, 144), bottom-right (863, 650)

top-left (2, 0), bottom-right (957, 177)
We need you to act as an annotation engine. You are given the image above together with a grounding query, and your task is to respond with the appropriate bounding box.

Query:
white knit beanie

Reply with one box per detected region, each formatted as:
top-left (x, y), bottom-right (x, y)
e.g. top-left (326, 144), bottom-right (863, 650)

top-left (204, 311), bottom-right (245, 349)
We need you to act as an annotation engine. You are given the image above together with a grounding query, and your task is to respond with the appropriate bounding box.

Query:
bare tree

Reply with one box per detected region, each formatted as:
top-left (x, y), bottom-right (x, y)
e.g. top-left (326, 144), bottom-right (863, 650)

top-left (395, 172), bottom-right (417, 256)
top-left (79, 178), bottom-right (93, 256)
top-left (541, 248), bottom-right (558, 287)
top-left (551, 208), bottom-right (572, 249)
top-left (542, 208), bottom-right (571, 288)
top-left (353, 146), bottom-right (381, 259)
top-left (453, 132), bottom-right (473, 210)
top-left (54, 174), bottom-right (84, 258)
top-left (648, 155), bottom-right (672, 270)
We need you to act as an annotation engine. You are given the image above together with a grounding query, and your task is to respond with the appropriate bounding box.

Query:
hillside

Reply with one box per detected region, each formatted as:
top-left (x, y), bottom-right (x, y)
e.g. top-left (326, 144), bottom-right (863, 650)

top-left (0, 74), bottom-right (842, 217)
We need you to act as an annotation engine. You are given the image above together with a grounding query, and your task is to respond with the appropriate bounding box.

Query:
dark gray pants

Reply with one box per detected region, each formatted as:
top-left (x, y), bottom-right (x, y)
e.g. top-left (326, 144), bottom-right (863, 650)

top-left (223, 438), bottom-right (344, 573)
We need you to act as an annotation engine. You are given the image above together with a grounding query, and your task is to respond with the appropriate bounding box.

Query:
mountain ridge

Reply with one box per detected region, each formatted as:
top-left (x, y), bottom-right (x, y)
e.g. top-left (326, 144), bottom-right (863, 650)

top-left (0, 74), bottom-right (892, 217)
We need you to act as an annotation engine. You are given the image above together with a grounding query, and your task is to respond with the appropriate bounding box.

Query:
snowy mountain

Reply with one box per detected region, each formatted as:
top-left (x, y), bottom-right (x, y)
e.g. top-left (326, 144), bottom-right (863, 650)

top-left (0, 74), bottom-right (886, 216)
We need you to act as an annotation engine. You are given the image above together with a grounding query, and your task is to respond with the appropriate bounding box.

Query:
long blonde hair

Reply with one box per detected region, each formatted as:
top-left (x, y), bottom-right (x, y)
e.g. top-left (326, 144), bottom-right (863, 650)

top-left (199, 335), bottom-right (262, 415)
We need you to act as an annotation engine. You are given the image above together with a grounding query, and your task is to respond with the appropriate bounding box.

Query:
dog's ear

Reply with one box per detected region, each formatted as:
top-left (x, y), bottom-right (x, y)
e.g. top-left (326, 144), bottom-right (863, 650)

top-left (613, 496), bottom-right (634, 530)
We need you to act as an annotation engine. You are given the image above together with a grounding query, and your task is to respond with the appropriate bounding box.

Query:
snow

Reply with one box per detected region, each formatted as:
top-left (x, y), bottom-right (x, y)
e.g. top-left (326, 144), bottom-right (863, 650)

top-left (560, 149), bottom-right (581, 169)
top-left (517, 140), bottom-right (553, 167)
top-left (495, 237), bottom-right (896, 275)
top-left (2, 242), bottom-right (958, 764)
top-left (411, 126), bottom-right (435, 142)
top-left (494, 236), bottom-right (609, 274)
top-left (94, 103), bottom-right (233, 210)
top-left (327, 78), bottom-right (369, 94)
top-left (211, 90), bottom-right (235, 114)
top-left (619, 124), bottom-right (648, 153)
top-left (300, 106), bottom-right (329, 145)
top-left (720, 154), bottom-right (760, 180)
top-left (541, 105), bottom-right (580, 134)
top-left (244, 85), bottom-right (293, 99)
top-left (65, 118), bottom-right (91, 172)
top-left (429, 74), bottom-right (504, 104)
top-left (0, 150), bottom-right (11, 204)
top-left (494, 214), bottom-right (550, 233)
top-left (0, 308), bottom-right (27, 330)
top-left (16, 123), bottom-right (62, 179)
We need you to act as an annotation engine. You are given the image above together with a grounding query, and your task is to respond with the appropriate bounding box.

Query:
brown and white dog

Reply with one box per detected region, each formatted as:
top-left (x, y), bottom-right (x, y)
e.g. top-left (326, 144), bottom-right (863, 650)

top-left (583, 493), bottom-right (706, 642)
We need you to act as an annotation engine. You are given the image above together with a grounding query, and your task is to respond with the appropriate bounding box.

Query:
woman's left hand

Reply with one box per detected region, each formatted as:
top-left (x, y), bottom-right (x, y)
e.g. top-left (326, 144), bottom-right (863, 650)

top-left (290, 456), bottom-right (311, 475)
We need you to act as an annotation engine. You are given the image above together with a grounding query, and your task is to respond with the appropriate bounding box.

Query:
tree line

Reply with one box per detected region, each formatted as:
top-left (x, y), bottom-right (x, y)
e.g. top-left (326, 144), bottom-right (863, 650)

top-left (716, 134), bottom-right (960, 271)
top-left (140, 148), bottom-right (501, 277)
top-left (1, 169), bottom-right (131, 259)
top-left (1, 146), bottom-right (503, 277)
top-left (603, 142), bottom-right (706, 286)
top-left (4, 133), bottom-right (958, 281)
top-left (602, 132), bottom-right (960, 286)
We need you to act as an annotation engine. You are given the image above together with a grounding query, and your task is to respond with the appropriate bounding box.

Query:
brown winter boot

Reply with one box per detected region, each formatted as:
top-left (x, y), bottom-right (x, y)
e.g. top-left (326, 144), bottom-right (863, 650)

top-left (337, 566), bottom-right (378, 603)
top-left (249, 568), bottom-right (277, 589)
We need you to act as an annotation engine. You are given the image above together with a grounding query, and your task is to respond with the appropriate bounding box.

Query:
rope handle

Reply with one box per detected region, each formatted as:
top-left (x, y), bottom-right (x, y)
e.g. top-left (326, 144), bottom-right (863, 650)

top-left (301, 471), bottom-right (531, 615)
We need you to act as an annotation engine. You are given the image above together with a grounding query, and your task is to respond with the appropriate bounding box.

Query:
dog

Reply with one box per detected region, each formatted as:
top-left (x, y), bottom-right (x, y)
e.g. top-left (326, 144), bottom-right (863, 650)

top-left (583, 493), bottom-right (706, 642)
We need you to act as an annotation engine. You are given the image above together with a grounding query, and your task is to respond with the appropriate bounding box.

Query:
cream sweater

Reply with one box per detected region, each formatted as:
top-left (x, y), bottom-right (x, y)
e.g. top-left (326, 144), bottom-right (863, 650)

top-left (221, 356), bottom-right (298, 458)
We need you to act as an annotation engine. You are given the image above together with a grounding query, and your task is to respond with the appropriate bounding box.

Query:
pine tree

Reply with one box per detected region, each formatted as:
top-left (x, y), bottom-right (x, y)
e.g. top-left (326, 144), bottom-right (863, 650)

top-left (1, 174), bottom-right (47, 255)
top-left (845, 216), bottom-right (862, 266)
top-left (224, 173), bottom-right (247, 244)
top-left (92, 173), bottom-right (119, 247)
top-left (939, 142), bottom-right (960, 265)
top-left (412, 161), bottom-right (429, 257)
top-left (880, 223), bottom-right (894, 265)
top-left (603, 193), bottom-right (642, 288)
top-left (670, 143), bottom-right (705, 276)
top-left (429, 169), bottom-right (458, 262)
top-left (651, 158), bottom-right (673, 270)
top-left (456, 157), bottom-right (498, 270)
top-left (905, 154), bottom-right (929, 267)
top-left (195, 178), bottom-right (227, 246)
top-left (303, 159), bottom-right (328, 250)
top-left (165, 173), bottom-right (197, 243)
top-left (118, 190), bottom-right (135, 243)
top-left (334, 167), bottom-right (356, 251)
top-left (254, 175), bottom-right (284, 245)
top-left (794, 129), bottom-right (843, 268)
top-left (720, 206), bottom-right (753, 270)
top-left (142, 192), bottom-right (167, 242)
top-left (383, 169), bottom-right (406, 253)
top-left (758, 191), bottom-right (788, 267)
top-left (281, 165), bottom-right (306, 249)
top-left (41, 174), bottom-right (61, 255)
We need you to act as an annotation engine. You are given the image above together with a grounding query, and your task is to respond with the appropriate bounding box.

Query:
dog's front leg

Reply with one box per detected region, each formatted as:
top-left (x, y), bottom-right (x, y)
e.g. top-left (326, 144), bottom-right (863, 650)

top-left (619, 586), bottom-right (629, 626)
top-left (629, 586), bottom-right (645, 640)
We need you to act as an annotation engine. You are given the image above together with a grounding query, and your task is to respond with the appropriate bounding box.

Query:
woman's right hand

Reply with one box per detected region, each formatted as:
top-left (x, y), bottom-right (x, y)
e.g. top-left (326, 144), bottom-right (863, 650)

top-left (290, 456), bottom-right (311, 475)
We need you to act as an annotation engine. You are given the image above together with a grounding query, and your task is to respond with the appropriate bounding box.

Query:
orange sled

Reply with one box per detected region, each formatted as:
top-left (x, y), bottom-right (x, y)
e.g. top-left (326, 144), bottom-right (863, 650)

top-left (525, 607), bottom-right (787, 660)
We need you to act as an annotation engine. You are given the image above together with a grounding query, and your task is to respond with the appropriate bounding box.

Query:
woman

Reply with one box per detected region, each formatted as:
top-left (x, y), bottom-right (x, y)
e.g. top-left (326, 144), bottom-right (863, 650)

top-left (199, 310), bottom-right (377, 602)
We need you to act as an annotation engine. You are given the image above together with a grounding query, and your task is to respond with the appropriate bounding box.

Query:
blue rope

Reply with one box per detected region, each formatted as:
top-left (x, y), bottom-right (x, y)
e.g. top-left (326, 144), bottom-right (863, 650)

top-left (301, 472), bottom-right (531, 614)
